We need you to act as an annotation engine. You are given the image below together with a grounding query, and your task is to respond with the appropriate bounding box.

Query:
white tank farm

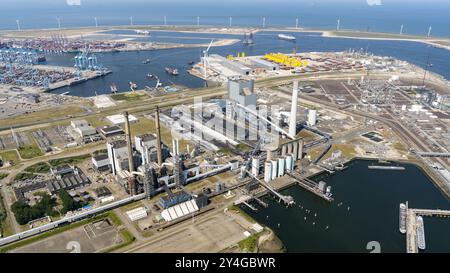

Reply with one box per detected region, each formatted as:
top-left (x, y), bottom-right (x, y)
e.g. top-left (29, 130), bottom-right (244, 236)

top-left (278, 157), bottom-right (285, 177)
top-left (271, 160), bottom-right (278, 180)
top-left (264, 161), bottom-right (272, 182)
top-left (251, 157), bottom-right (260, 177)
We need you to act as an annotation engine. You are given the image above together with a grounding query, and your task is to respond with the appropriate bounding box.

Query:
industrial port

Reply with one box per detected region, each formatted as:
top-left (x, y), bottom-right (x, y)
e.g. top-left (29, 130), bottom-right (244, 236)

top-left (0, 15), bottom-right (450, 255)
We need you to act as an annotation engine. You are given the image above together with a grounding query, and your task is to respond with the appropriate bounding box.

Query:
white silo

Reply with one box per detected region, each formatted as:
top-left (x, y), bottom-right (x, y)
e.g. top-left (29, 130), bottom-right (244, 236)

top-left (251, 157), bottom-right (260, 177)
top-left (271, 160), bottom-right (278, 180)
top-left (307, 109), bottom-right (317, 126)
top-left (264, 161), bottom-right (272, 182)
top-left (278, 157), bottom-right (285, 177)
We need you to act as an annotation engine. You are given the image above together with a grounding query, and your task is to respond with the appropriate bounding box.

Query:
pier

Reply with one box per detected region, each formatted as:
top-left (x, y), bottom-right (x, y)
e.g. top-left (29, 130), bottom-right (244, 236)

top-left (405, 207), bottom-right (450, 253)
top-left (287, 171), bottom-right (334, 202)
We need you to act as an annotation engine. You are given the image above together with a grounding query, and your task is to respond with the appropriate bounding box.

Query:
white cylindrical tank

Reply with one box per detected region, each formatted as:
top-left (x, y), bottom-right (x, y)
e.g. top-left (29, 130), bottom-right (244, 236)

top-left (271, 160), bottom-right (278, 180)
top-left (292, 141), bottom-right (299, 161)
top-left (307, 109), bottom-right (317, 126)
top-left (264, 162), bottom-right (272, 182)
top-left (251, 157), bottom-right (260, 177)
top-left (285, 154), bottom-right (293, 172)
top-left (278, 157), bottom-right (285, 177)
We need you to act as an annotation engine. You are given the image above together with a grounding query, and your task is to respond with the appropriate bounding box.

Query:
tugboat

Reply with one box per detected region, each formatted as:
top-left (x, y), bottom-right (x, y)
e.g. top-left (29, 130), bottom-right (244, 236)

top-left (165, 67), bottom-right (179, 76)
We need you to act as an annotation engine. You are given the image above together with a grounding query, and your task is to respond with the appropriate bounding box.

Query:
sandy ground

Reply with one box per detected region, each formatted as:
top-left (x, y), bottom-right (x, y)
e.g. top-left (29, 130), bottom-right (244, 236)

top-left (10, 221), bottom-right (121, 253)
top-left (322, 31), bottom-right (450, 51)
top-left (124, 211), bottom-right (249, 253)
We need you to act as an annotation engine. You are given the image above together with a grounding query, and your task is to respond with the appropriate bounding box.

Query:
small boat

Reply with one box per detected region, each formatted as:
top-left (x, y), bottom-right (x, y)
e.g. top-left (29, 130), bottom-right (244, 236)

top-left (278, 34), bottom-right (296, 41)
top-left (188, 60), bottom-right (195, 65)
top-left (147, 74), bottom-right (155, 79)
top-left (165, 67), bottom-right (179, 76)
top-left (142, 59), bottom-right (151, 64)
top-left (129, 82), bottom-right (138, 90)
top-left (110, 83), bottom-right (118, 93)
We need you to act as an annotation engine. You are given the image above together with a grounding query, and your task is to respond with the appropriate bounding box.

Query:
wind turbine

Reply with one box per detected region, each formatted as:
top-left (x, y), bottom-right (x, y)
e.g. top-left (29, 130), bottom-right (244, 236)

top-left (57, 17), bottom-right (61, 29)
top-left (229, 16), bottom-right (232, 27)
top-left (202, 39), bottom-right (214, 84)
top-left (295, 18), bottom-right (299, 29)
top-left (16, 19), bottom-right (21, 31)
top-left (400, 24), bottom-right (404, 35)
top-left (130, 16), bottom-right (133, 26)
top-left (94, 17), bottom-right (98, 27)
top-left (197, 16), bottom-right (200, 27)
top-left (262, 17), bottom-right (266, 28)
top-left (164, 16), bottom-right (167, 25)
top-left (427, 26), bottom-right (432, 37)
top-left (337, 18), bottom-right (340, 30)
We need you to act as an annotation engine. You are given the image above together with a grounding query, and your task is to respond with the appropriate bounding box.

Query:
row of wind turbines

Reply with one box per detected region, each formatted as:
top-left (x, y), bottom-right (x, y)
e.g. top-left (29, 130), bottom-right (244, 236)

top-left (13, 16), bottom-right (435, 37)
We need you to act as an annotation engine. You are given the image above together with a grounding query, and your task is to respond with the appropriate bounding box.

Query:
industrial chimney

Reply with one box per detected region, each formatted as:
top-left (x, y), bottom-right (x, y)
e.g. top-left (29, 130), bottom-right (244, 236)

top-left (289, 81), bottom-right (299, 138)
top-left (123, 111), bottom-right (134, 173)
top-left (155, 106), bottom-right (163, 166)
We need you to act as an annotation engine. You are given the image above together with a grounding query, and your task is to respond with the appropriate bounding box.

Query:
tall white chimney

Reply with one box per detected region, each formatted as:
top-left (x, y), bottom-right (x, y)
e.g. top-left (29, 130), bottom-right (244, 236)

top-left (289, 81), bottom-right (299, 138)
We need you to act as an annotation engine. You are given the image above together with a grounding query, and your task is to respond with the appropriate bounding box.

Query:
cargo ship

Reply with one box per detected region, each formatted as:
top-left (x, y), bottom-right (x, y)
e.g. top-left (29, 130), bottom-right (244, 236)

top-left (399, 203), bottom-right (407, 234)
top-left (278, 34), bottom-right (296, 41)
top-left (416, 216), bottom-right (426, 250)
top-left (165, 67), bottom-right (179, 76)
top-left (368, 165), bottom-right (405, 171)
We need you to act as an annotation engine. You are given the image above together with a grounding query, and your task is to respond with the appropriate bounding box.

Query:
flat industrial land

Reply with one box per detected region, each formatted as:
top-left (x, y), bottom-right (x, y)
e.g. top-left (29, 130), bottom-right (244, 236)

top-left (126, 213), bottom-right (248, 253)
top-left (10, 220), bottom-right (121, 253)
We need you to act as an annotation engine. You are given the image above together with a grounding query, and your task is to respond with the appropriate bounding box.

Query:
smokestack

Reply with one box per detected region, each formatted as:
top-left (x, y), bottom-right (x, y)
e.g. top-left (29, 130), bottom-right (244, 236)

top-left (155, 106), bottom-right (163, 166)
top-left (123, 111), bottom-right (135, 173)
top-left (289, 81), bottom-right (299, 138)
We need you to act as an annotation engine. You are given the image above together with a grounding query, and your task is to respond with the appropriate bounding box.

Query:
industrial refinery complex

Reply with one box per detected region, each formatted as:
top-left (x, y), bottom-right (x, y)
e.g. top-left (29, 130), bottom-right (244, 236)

top-left (0, 10), bottom-right (450, 256)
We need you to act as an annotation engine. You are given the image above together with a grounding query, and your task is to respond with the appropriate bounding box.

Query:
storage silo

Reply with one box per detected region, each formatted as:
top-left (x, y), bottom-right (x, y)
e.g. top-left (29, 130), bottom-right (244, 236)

top-left (264, 161), bottom-right (272, 182)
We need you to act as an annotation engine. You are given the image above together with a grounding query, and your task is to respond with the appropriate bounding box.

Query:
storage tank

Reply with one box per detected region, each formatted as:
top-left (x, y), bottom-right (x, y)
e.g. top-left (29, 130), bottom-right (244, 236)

top-left (285, 154), bottom-right (293, 172)
top-left (251, 157), bottom-right (260, 177)
top-left (292, 141), bottom-right (299, 161)
top-left (264, 162), bottom-right (272, 182)
top-left (278, 157), bottom-right (285, 177)
top-left (307, 109), bottom-right (317, 126)
top-left (271, 160), bottom-right (278, 180)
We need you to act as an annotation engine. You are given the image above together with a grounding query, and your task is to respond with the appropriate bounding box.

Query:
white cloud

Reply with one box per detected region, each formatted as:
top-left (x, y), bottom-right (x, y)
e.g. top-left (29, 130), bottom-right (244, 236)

top-left (66, 0), bottom-right (81, 6)
top-left (367, 0), bottom-right (382, 6)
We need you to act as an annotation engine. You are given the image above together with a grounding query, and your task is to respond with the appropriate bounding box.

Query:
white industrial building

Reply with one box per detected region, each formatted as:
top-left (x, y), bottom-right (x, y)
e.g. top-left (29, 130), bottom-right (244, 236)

top-left (91, 154), bottom-right (110, 171)
top-left (126, 207), bottom-right (148, 221)
top-left (107, 140), bottom-right (129, 175)
top-left (70, 119), bottom-right (97, 138)
top-left (106, 114), bottom-right (138, 125)
top-left (160, 199), bottom-right (199, 222)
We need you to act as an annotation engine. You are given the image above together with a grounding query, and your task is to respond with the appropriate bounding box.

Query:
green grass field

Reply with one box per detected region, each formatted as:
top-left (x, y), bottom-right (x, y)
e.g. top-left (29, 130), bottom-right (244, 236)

top-left (48, 154), bottom-right (90, 167)
top-left (18, 145), bottom-right (44, 159)
top-left (0, 150), bottom-right (20, 165)
top-left (24, 162), bottom-right (51, 173)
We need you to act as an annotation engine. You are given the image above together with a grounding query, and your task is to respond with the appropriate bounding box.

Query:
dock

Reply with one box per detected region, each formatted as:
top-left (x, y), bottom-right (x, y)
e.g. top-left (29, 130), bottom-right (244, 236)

top-left (405, 207), bottom-right (450, 253)
top-left (287, 171), bottom-right (334, 202)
